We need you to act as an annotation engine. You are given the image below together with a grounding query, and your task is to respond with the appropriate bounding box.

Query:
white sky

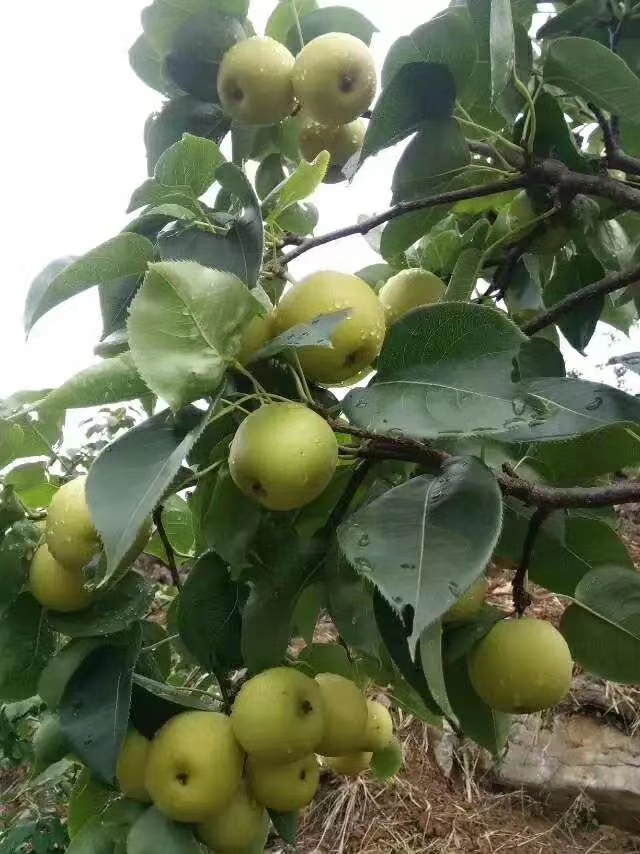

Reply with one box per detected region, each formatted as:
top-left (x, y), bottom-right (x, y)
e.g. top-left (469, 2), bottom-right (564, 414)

top-left (1, 0), bottom-right (637, 402)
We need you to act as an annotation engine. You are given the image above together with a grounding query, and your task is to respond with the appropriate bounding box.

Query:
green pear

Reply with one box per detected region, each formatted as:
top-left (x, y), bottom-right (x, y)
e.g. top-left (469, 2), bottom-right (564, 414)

top-left (217, 36), bottom-right (295, 125)
top-left (229, 404), bottom-right (338, 511)
top-left (468, 618), bottom-right (573, 714)
top-left (197, 782), bottom-right (270, 853)
top-left (443, 576), bottom-right (489, 624)
top-left (378, 269), bottom-right (446, 325)
top-left (145, 711), bottom-right (244, 823)
top-left (315, 673), bottom-right (368, 756)
top-left (231, 666), bottom-right (324, 762)
top-left (30, 544), bottom-right (94, 613)
top-left (326, 751), bottom-right (372, 777)
top-left (247, 754), bottom-right (320, 812)
top-left (293, 33), bottom-right (377, 125)
top-left (116, 729), bottom-right (151, 803)
top-left (299, 118), bottom-right (366, 170)
top-left (237, 312), bottom-right (273, 364)
top-left (33, 714), bottom-right (69, 773)
top-left (272, 271), bottom-right (386, 384)
top-left (362, 699), bottom-right (393, 752)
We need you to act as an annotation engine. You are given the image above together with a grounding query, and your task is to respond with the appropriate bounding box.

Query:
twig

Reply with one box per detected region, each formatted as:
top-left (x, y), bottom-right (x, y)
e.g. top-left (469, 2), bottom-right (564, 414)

top-left (153, 505), bottom-right (182, 590)
top-left (522, 263), bottom-right (640, 335)
top-left (589, 102), bottom-right (640, 177)
top-left (512, 507), bottom-right (551, 615)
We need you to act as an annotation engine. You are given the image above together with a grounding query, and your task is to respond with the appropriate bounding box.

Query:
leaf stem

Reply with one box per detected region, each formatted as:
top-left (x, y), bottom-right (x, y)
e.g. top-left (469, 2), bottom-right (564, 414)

top-left (512, 507), bottom-right (552, 615)
top-left (153, 505), bottom-right (182, 590)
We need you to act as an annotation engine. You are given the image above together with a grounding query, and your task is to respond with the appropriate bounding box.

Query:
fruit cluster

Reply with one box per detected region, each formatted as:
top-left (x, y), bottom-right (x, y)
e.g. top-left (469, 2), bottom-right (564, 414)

top-left (28, 476), bottom-right (151, 613)
top-left (115, 668), bottom-right (399, 852)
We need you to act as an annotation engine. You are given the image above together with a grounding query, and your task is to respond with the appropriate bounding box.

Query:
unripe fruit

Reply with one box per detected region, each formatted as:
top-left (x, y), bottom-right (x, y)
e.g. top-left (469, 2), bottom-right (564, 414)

top-left (315, 673), bottom-right (368, 756)
top-left (229, 403), bottom-right (338, 511)
top-left (299, 118), bottom-right (366, 169)
top-left (272, 271), bottom-right (386, 384)
top-left (217, 36), bottom-right (296, 125)
top-left (468, 618), bottom-right (573, 714)
top-left (443, 576), bottom-right (488, 624)
top-left (46, 476), bottom-right (100, 571)
top-left (326, 751), bottom-right (372, 776)
top-left (30, 544), bottom-right (94, 613)
top-left (116, 729), bottom-right (152, 803)
top-left (145, 711), bottom-right (244, 823)
top-left (197, 783), bottom-right (270, 853)
top-left (293, 33), bottom-right (377, 125)
top-left (247, 754), bottom-right (320, 812)
top-left (378, 269), bottom-right (446, 325)
top-left (363, 699), bottom-right (394, 751)
top-left (231, 666), bottom-right (324, 762)
top-left (237, 313), bottom-right (273, 364)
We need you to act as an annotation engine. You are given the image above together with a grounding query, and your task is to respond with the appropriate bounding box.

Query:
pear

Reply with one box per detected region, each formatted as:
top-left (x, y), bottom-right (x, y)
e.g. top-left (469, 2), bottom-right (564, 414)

top-left (326, 751), bottom-right (372, 777)
top-left (247, 754), bottom-right (320, 812)
top-left (116, 729), bottom-right (151, 803)
top-left (30, 544), bottom-right (93, 613)
top-left (443, 577), bottom-right (489, 624)
top-left (363, 699), bottom-right (394, 752)
top-left (197, 783), bottom-right (270, 853)
top-left (299, 118), bottom-right (366, 170)
top-left (378, 269), bottom-right (446, 325)
top-left (315, 673), bottom-right (368, 756)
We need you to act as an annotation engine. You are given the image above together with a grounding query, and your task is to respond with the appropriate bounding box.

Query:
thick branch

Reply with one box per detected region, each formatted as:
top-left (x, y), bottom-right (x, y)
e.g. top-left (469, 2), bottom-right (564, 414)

top-left (522, 263), bottom-right (640, 336)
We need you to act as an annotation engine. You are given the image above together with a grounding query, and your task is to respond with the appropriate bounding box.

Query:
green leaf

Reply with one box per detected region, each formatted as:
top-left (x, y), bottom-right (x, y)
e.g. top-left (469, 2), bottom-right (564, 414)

top-left (325, 562), bottom-right (382, 658)
top-left (39, 354), bottom-right (148, 413)
top-left (128, 181), bottom-right (199, 215)
top-left (532, 90), bottom-right (593, 172)
top-left (24, 236), bottom-right (154, 333)
top-left (527, 424), bottom-right (640, 483)
top-left (444, 248), bottom-right (482, 301)
top-left (145, 98), bottom-right (230, 174)
top-left (268, 809), bottom-right (298, 845)
top-left (264, 152), bottom-right (330, 220)
top-left (382, 9), bottom-right (475, 92)
top-left (38, 638), bottom-right (105, 709)
top-left (419, 623), bottom-right (456, 723)
top-left (360, 64), bottom-right (456, 165)
top-left (0, 594), bottom-right (54, 701)
top-left (128, 261), bottom-right (257, 410)
top-left (68, 769), bottom-right (115, 839)
top-left (66, 817), bottom-right (118, 854)
top-left (129, 33), bottom-right (172, 96)
top-left (253, 310), bottom-right (351, 362)
top-left (543, 252), bottom-right (604, 352)
top-left (145, 494), bottom-right (194, 564)
top-left (177, 551), bottom-right (244, 672)
top-left (287, 6), bottom-right (377, 52)
top-left (537, 0), bottom-right (612, 40)
top-left (154, 134), bottom-right (224, 196)
top-left (60, 626), bottom-right (141, 783)
top-left (127, 807), bottom-right (203, 854)
top-left (48, 572), bottom-right (154, 638)
top-left (296, 643), bottom-right (354, 680)
top-left (561, 565), bottom-right (640, 683)
top-left (267, 0), bottom-right (316, 43)
top-left (0, 520), bottom-right (41, 613)
top-left (544, 37), bottom-right (640, 127)
top-left (443, 605), bottom-right (505, 664)
top-left (338, 458), bottom-right (503, 648)
top-left (130, 674), bottom-right (220, 737)
top-left (292, 583), bottom-right (322, 644)
top-left (86, 405), bottom-right (210, 584)
top-left (0, 422), bottom-right (26, 470)
top-left (489, 0), bottom-right (515, 102)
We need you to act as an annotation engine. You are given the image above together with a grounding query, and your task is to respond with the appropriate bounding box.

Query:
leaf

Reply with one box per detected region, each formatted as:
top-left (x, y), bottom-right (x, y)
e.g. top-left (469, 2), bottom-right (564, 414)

top-left (130, 674), bottom-right (220, 738)
top-left (128, 261), bottom-right (258, 410)
top-left (443, 605), bottom-right (506, 664)
top-left (158, 163), bottom-right (264, 286)
top-left (268, 810), bottom-right (298, 845)
top-left (66, 818), bottom-right (118, 854)
top-left (253, 310), bottom-right (351, 362)
top-left (419, 623), bottom-right (457, 723)
top-left (489, 0), bottom-right (515, 102)
top-left (292, 583), bottom-right (323, 644)
top-left (38, 638), bottom-right (105, 709)
top-left (543, 252), bottom-right (605, 352)
top-left (561, 565), bottom-right (640, 683)
top-left (145, 494), bottom-right (194, 564)
top-left (0, 594), bottom-right (54, 701)
top-left (38, 354), bottom-right (148, 413)
top-left (48, 572), bottom-right (154, 638)
top-left (339, 459), bottom-right (503, 648)
top-left (0, 520), bottom-right (41, 613)
top-left (145, 98), bottom-right (231, 174)
top-left (127, 807), bottom-right (203, 854)
top-left (267, 0), bottom-right (317, 43)
top-left (154, 134), bottom-right (224, 196)
top-left (24, 235), bottom-right (154, 333)
top-left (86, 404), bottom-right (210, 584)
top-left (537, 0), bottom-right (609, 39)
top-left (60, 626), bottom-right (141, 783)
top-left (68, 769), bottom-right (115, 839)
top-left (296, 643), bottom-right (354, 680)
top-left (288, 7), bottom-right (377, 52)
top-left (544, 37), bottom-right (640, 127)
top-left (177, 551), bottom-right (244, 672)
top-left (444, 248), bottom-right (482, 301)
top-left (264, 152), bottom-right (330, 220)
top-left (527, 424), bottom-right (640, 483)
top-left (129, 33), bottom-right (172, 95)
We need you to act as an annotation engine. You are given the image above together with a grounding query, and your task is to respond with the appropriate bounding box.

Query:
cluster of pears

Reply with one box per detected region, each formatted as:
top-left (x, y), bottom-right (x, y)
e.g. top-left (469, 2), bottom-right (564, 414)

top-left (28, 476), bottom-right (151, 613)
top-left (445, 577), bottom-right (574, 715)
top-left (115, 667), bottom-right (397, 852)
top-left (217, 30), bottom-right (376, 175)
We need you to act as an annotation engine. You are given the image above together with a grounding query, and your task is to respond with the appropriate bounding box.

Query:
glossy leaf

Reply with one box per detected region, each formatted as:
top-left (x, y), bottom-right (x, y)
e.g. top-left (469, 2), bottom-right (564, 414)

top-left (264, 151), bottom-right (330, 220)
top-left (38, 638), bottom-right (105, 709)
top-left (127, 807), bottom-right (203, 854)
top-left (543, 252), bottom-right (604, 352)
top-left (39, 354), bottom-right (148, 412)
top-left (154, 133), bottom-right (224, 196)
top-left (287, 6), bottom-right (377, 52)
top-left (0, 520), bottom-right (42, 613)
top-left (444, 248), bottom-right (482, 301)
top-left (266, 0), bottom-right (318, 44)
top-left (0, 594), bottom-right (54, 701)
top-left (145, 98), bottom-right (231, 173)
top-left (254, 310), bottom-right (351, 362)
top-left (145, 494), bottom-right (194, 564)
top-left (420, 623), bottom-right (456, 723)
top-left (68, 769), bottom-right (115, 839)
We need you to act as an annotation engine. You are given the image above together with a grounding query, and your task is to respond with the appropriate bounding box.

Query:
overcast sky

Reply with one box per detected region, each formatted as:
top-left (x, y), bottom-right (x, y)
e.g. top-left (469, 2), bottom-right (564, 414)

top-left (1, 0), bottom-right (637, 402)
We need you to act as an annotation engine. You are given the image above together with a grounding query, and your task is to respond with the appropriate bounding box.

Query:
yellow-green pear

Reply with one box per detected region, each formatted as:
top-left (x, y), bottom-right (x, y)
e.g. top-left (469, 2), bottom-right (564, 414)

top-left (197, 783), bottom-right (270, 853)
top-left (293, 33), bottom-right (377, 125)
top-left (468, 618), bottom-right (573, 714)
top-left (247, 754), bottom-right (320, 812)
top-left (443, 577), bottom-right (489, 624)
top-left (326, 751), bottom-right (372, 777)
top-left (30, 544), bottom-right (94, 613)
top-left (217, 36), bottom-right (295, 125)
top-left (229, 404), bottom-right (338, 511)
top-left (231, 666), bottom-right (324, 762)
top-left (237, 313), bottom-right (273, 364)
top-left (315, 673), bottom-right (368, 756)
top-left (299, 118), bottom-right (366, 169)
top-left (116, 729), bottom-right (151, 803)
top-left (272, 271), bottom-right (386, 384)
top-left (378, 269), bottom-right (446, 325)
top-left (362, 699), bottom-right (393, 752)
top-left (145, 711), bottom-right (244, 823)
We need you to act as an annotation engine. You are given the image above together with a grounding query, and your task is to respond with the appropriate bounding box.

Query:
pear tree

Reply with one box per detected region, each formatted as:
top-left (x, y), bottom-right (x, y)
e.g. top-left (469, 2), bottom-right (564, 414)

top-left (5, 0), bottom-right (640, 850)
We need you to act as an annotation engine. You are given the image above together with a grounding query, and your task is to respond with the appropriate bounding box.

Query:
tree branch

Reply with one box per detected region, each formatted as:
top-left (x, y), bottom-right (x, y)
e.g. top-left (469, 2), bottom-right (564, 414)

top-left (153, 505), bottom-right (182, 591)
top-left (589, 102), bottom-right (640, 177)
top-left (521, 263), bottom-right (640, 336)
top-left (512, 507), bottom-right (551, 615)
